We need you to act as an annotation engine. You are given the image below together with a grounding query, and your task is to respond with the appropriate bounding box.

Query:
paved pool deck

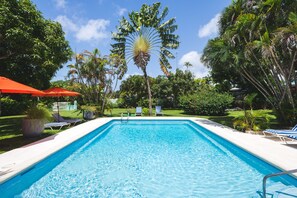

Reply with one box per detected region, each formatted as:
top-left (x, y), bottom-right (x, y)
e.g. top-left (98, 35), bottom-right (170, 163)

top-left (0, 117), bottom-right (297, 184)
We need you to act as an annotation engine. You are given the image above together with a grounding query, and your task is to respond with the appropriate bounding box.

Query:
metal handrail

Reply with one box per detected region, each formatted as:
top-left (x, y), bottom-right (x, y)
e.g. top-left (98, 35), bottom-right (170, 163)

top-left (262, 168), bottom-right (297, 198)
top-left (121, 112), bottom-right (129, 122)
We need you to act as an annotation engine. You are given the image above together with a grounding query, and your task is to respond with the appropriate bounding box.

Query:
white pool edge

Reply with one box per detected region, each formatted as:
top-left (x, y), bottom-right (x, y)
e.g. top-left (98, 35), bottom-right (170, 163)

top-left (0, 117), bottom-right (297, 184)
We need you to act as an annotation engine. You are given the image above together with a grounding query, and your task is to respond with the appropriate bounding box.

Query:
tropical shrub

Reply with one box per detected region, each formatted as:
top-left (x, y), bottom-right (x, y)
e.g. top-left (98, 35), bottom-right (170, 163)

top-left (233, 111), bottom-right (271, 132)
top-left (0, 97), bottom-right (25, 116)
top-left (142, 108), bottom-right (149, 116)
top-left (25, 105), bottom-right (51, 121)
top-left (180, 90), bottom-right (233, 116)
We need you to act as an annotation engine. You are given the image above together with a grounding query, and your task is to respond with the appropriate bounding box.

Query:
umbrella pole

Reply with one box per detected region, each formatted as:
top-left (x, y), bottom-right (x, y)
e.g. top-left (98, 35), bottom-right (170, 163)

top-left (0, 92), bottom-right (1, 116)
top-left (57, 97), bottom-right (60, 122)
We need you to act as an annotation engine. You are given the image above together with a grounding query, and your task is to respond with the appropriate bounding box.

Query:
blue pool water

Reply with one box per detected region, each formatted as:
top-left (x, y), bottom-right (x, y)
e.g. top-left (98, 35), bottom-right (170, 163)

top-left (1, 120), bottom-right (297, 197)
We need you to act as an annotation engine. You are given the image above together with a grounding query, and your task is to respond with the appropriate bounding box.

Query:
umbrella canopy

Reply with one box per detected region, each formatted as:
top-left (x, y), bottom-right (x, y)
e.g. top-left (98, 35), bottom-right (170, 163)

top-left (0, 76), bottom-right (44, 95)
top-left (34, 87), bottom-right (80, 97)
top-left (0, 76), bottom-right (44, 116)
top-left (33, 87), bottom-right (80, 119)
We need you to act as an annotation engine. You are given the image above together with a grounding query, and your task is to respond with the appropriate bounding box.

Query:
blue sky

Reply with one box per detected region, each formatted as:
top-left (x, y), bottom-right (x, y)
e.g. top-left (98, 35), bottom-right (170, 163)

top-left (31, 0), bottom-right (231, 82)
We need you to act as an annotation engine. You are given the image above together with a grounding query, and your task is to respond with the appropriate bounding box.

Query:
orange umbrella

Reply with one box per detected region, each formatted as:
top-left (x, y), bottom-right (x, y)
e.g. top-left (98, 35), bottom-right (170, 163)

top-left (0, 76), bottom-right (44, 94)
top-left (0, 76), bottom-right (44, 115)
top-left (34, 87), bottom-right (80, 97)
top-left (34, 87), bottom-right (80, 117)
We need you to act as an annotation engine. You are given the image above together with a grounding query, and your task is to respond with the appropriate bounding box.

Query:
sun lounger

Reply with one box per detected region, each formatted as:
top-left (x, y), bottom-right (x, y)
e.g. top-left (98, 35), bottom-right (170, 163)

top-left (135, 107), bottom-right (142, 116)
top-left (287, 134), bottom-right (297, 141)
top-left (155, 106), bottom-right (163, 116)
top-left (44, 122), bottom-right (70, 130)
top-left (52, 113), bottom-right (82, 125)
top-left (263, 125), bottom-right (297, 143)
top-left (263, 124), bottom-right (297, 135)
top-left (275, 133), bottom-right (297, 143)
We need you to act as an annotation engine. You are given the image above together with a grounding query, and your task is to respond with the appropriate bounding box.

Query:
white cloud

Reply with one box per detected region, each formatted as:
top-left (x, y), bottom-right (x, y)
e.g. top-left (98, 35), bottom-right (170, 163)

top-left (178, 51), bottom-right (209, 78)
top-left (76, 19), bottom-right (110, 41)
top-left (117, 8), bottom-right (127, 16)
top-left (198, 13), bottom-right (221, 38)
top-left (55, 16), bottom-right (110, 43)
top-left (55, 15), bottom-right (78, 32)
top-left (54, 0), bottom-right (66, 9)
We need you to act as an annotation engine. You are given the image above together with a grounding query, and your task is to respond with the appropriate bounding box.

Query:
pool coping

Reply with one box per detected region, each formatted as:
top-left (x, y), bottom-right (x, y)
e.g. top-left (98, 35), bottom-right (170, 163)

top-left (0, 117), bottom-right (297, 184)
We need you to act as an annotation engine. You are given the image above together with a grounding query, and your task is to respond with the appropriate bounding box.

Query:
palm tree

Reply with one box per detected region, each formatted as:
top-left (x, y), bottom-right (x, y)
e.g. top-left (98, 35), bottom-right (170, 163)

top-left (183, 62), bottom-right (193, 70)
top-left (68, 49), bottom-right (126, 115)
top-left (68, 49), bottom-right (108, 106)
top-left (111, 3), bottom-right (179, 115)
top-left (274, 12), bottom-right (297, 86)
top-left (202, 0), bottom-right (297, 124)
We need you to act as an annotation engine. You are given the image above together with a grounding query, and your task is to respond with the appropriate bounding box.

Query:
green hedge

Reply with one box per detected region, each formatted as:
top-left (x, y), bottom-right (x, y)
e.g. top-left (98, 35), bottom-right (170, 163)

top-left (180, 90), bottom-right (233, 116)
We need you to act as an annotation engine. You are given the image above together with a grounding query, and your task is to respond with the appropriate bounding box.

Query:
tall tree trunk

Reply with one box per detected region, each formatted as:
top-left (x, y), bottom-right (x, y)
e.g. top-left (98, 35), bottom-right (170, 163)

top-left (143, 69), bottom-right (152, 116)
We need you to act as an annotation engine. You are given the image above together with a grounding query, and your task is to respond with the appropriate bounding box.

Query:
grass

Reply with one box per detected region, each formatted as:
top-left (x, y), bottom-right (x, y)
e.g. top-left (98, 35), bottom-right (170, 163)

top-left (107, 108), bottom-right (278, 128)
top-left (0, 108), bottom-right (278, 154)
top-left (106, 108), bottom-right (192, 117)
top-left (0, 110), bottom-right (83, 154)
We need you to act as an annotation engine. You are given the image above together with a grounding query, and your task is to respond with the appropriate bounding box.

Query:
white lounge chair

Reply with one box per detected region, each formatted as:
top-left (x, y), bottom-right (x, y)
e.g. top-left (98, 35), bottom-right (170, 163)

top-left (263, 125), bottom-right (297, 143)
top-left (287, 134), bottom-right (297, 141)
top-left (263, 124), bottom-right (297, 135)
top-left (52, 113), bottom-right (82, 125)
top-left (44, 122), bottom-right (70, 130)
top-left (135, 107), bottom-right (142, 116)
top-left (155, 106), bottom-right (163, 116)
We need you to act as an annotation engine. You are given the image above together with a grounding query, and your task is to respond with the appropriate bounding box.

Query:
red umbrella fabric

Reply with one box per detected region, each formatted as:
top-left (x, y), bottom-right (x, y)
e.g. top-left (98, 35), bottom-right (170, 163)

top-left (33, 87), bottom-right (80, 118)
top-left (0, 76), bottom-right (44, 95)
top-left (33, 87), bottom-right (80, 97)
top-left (0, 76), bottom-right (44, 116)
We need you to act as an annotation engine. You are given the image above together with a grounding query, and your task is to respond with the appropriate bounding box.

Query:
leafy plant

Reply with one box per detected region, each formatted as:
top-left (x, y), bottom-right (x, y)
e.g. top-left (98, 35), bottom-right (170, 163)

top-left (25, 105), bottom-right (51, 121)
top-left (180, 90), bottom-right (233, 116)
top-left (80, 105), bottom-right (97, 112)
top-left (142, 108), bottom-right (149, 116)
top-left (244, 93), bottom-right (257, 112)
top-left (233, 110), bottom-right (271, 132)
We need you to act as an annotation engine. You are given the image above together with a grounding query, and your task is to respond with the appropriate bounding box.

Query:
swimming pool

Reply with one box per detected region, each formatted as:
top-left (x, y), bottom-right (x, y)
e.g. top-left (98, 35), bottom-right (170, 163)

top-left (1, 120), bottom-right (297, 197)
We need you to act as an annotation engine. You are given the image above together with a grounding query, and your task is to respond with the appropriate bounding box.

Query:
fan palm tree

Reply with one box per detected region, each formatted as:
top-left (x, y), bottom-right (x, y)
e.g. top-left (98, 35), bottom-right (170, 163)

top-left (111, 3), bottom-right (179, 115)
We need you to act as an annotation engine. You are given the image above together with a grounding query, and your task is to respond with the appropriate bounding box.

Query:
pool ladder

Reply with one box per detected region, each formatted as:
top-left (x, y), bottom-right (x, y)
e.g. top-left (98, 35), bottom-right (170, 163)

top-left (262, 168), bottom-right (297, 198)
top-left (121, 112), bottom-right (129, 122)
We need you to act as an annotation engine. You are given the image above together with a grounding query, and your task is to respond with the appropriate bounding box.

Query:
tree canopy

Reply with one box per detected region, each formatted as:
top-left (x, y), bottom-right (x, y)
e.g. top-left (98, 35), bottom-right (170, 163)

top-left (118, 69), bottom-right (198, 108)
top-left (202, 0), bottom-right (297, 124)
top-left (0, 0), bottom-right (72, 89)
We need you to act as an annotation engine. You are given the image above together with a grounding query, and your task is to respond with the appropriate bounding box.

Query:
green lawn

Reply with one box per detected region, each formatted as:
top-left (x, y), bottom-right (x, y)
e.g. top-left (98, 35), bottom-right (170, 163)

top-left (0, 110), bottom-right (83, 154)
top-left (0, 108), bottom-right (278, 154)
top-left (107, 108), bottom-right (278, 128)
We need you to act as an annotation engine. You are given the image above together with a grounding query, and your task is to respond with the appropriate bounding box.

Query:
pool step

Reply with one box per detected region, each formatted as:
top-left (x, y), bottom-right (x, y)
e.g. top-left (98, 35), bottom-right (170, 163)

top-left (273, 186), bottom-right (297, 198)
top-left (259, 182), bottom-right (297, 197)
